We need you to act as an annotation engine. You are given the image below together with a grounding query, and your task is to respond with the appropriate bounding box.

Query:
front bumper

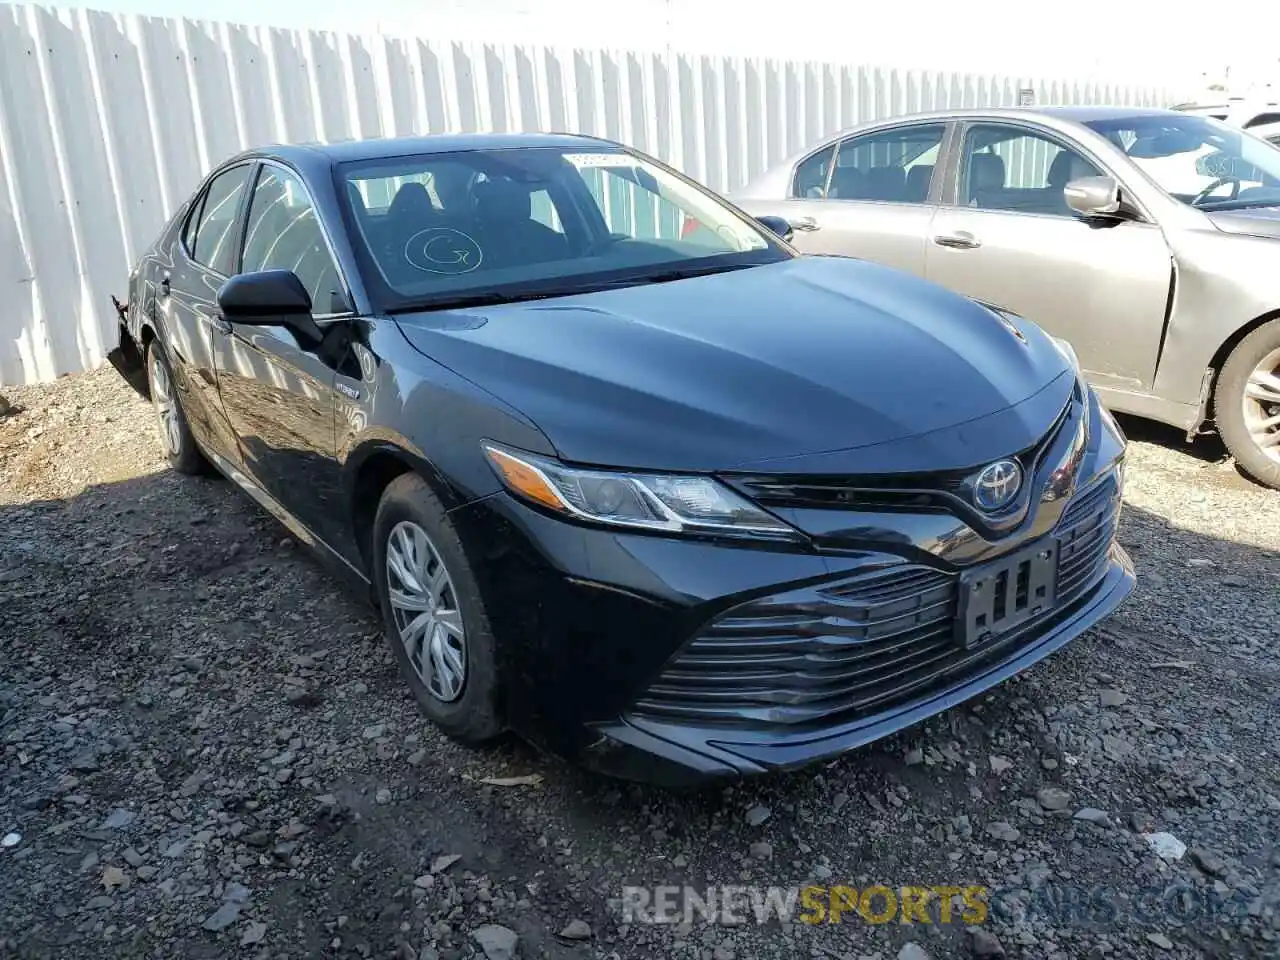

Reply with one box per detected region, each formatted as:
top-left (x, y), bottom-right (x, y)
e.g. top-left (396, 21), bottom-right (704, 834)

top-left (590, 544), bottom-right (1133, 785)
top-left (452, 456), bottom-right (1133, 787)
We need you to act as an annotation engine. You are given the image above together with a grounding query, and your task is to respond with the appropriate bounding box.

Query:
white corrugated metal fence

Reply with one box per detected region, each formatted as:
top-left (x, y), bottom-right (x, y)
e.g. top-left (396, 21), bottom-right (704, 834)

top-left (0, 3), bottom-right (1176, 385)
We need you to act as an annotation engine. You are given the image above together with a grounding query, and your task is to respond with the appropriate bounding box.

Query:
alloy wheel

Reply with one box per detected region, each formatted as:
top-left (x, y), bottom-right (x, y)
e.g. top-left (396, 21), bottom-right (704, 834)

top-left (1243, 346), bottom-right (1280, 466)
top-left (147, 348), bottom-right (182, 456)
top-left (385, 520), bottom-right (467, 702)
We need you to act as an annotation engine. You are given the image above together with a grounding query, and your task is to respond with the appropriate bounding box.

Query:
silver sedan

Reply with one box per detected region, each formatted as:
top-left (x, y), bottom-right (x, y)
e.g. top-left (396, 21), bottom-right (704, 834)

top-left (732, 106), bottom-right (1280, 489)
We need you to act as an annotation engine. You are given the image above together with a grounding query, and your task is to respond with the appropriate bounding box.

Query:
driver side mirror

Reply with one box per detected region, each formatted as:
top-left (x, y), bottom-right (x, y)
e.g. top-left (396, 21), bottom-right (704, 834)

top-left (218, 269), bottom-right (312, 317)
top-left (217, 269), bottom-right (323, 341)
top-left (754, 214), bottom-right (795, 243)
top-left (1064, 176), bottom-right (1124, 219)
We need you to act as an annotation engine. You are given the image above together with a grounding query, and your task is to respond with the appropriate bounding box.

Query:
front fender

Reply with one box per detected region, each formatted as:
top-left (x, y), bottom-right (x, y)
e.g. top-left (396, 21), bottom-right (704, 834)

top-left (1158, 228), bottom-right (1280, 406)
top-left (336, 319), bottom-right (558, 553)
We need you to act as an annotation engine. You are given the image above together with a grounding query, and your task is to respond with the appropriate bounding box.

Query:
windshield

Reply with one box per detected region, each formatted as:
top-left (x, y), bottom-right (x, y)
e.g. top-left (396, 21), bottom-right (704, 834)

top-left (337, 146), bottom-right (788, 310)
top-left (1083, 114), bottom-right (1280, 210)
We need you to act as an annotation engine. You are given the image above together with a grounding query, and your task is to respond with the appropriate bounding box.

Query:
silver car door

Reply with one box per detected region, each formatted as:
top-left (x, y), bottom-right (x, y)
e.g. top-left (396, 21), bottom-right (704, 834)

top-left (926, 121), bottom-right (1173, 393)
top-left (739, 122), bottom-right (950, 278)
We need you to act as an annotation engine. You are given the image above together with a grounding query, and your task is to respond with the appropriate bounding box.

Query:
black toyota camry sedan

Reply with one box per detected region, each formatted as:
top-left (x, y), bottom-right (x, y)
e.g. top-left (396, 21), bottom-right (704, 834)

top-left (109, 132), bottom-right (1134, 785)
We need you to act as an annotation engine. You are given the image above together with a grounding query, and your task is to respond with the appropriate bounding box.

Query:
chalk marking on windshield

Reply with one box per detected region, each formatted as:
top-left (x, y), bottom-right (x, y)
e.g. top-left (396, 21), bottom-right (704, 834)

top-left (403, 227), bottom-right (484, 275)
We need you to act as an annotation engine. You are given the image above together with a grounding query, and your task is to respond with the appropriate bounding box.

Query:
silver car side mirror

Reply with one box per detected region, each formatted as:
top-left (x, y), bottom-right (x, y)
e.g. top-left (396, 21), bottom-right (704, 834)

top-left (1064, 175), bottom-right (1123, 218)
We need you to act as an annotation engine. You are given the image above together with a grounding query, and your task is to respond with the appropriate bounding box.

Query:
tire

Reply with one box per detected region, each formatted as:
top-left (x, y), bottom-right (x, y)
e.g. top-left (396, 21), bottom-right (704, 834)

top-left (372, 472), bottom-right (504, 743)
top-left (144, 337), bottom-right (206, 475)
top-left (1215, 319), bottom-right (1280, 490)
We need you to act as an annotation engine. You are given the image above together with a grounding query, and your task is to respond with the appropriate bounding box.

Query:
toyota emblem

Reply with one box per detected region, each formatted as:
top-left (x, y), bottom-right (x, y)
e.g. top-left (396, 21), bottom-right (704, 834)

top-left (972, 459), bottom-right (1023, 512)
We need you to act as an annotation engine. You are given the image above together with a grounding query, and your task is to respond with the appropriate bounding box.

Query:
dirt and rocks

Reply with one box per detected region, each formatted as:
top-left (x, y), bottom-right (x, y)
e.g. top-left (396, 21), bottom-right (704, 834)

top-left (1, 366), bottom-right (1278, 960)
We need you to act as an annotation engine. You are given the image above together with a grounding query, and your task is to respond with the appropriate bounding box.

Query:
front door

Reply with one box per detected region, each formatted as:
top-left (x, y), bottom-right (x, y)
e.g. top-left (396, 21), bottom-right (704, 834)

top-left (158, 162), bottom-right (254, 460)
top-left (926, 122), bottom-right (1173, 392)
top-left (211, 162), bottom-right (356, 558)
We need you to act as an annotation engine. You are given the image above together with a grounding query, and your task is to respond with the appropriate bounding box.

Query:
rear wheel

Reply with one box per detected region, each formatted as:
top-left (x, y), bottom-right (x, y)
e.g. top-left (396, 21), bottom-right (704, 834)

top-left (372, 473), bottom-right (503, 744)
top-left (1216, 318), bottom-right (1280, 490)
top-left (145, 338), bottom-right (205, 475)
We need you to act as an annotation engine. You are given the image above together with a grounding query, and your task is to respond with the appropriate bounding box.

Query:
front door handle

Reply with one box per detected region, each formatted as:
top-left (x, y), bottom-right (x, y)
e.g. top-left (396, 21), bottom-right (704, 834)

top-left (792, 215), bottom-right (820, 232)
top-left (158, 276), bottom-right (170, 298)
top-left (932, 230), bottom-right (981, 250)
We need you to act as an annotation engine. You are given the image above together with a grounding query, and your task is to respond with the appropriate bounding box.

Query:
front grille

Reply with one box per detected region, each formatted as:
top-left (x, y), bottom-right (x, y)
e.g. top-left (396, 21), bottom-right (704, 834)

top-left (631, 473), bottom-right (1122, 729)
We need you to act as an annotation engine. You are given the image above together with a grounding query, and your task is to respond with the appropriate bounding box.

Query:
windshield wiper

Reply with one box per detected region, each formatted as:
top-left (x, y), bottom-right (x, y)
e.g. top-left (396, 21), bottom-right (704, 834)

top-left (591, 261), bottom-right (761, 288)
top-left (387, 262), bottom-right (765, 313)
top-left (387, 289), bottom-right (565, 313)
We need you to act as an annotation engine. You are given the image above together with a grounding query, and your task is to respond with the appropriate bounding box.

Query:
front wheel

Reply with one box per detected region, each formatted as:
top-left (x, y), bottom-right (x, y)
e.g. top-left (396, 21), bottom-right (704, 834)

top-left (1215, 318), bottom-right (1280, 490)
top-left (372, 473), bottom-right (504, 744)
top-left (145, 338), bottom-right (206, 475)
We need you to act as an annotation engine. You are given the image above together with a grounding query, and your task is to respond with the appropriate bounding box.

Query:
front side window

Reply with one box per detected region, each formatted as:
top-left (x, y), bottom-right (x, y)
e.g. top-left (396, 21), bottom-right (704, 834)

top-left (958, 124), bottom-right (1102, 217)
top-left (828, 124), bottom-right (945, 203)
top-left (1083, 114), bottom-right (1280, 210)
top-left (340, 147), bottom-right (787, 311)
top-left (240, 166), bottom-right (346, 315)
top-left (190, 165), bottom-right (252, 275)
top-left (793, 144), bottom-right (836, 198)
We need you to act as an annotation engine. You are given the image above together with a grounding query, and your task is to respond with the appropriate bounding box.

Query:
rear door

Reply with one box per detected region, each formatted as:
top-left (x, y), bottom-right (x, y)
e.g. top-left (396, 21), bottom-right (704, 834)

top-left (925, 121), bottom-right (1173, 392)
top-left (211, 161), bottom-right (358, 559)
top-left (744, 122), bottom-right (951, 277)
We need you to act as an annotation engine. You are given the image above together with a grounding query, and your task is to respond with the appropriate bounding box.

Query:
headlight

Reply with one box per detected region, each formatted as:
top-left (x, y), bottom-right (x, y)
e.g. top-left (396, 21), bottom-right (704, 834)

top-left (1050, 335), bottom-right (1082, 373)
top-left (482, 443), bottom-right (799, 539)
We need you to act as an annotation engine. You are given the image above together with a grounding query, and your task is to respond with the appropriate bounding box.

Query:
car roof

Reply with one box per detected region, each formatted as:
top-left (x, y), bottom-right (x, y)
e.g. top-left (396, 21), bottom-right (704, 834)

top-left (226, 131), bottom-right (620, 169)
top-left (841, 105), bottom-right (1190, 125)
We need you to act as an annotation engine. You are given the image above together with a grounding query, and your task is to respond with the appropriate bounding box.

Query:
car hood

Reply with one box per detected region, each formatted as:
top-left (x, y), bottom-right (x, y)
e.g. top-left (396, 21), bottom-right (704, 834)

top-left (394, 256), bottom-right (1075, 474)
top-left (1208, 206), bottom-right (1280, 241)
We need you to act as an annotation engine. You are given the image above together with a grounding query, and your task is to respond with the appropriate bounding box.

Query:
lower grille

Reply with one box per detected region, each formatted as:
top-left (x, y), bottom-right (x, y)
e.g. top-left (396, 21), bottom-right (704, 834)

top-left (1056, 474), bottom-right (1120, 604)
top-left (631, 474), bottom-right (1122, 728)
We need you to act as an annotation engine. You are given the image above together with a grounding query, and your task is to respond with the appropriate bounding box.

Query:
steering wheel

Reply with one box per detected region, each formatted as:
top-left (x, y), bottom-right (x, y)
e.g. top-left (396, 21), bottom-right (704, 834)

top-left (1191, 176), bottom-right (1242, 206)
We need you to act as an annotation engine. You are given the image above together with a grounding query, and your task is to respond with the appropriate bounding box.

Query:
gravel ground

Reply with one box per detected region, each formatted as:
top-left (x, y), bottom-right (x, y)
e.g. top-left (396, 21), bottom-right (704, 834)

top-left (1, 367), bottom-right (1278, 960)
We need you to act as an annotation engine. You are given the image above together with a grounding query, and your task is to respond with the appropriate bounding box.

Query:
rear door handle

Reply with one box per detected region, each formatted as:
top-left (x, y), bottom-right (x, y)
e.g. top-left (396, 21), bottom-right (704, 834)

top-left (792, 216), bottom-right (820, 232)
top-left (158, 276), bottom-right (170, 298)
top-left (932, 230), bottom-right (981, 250)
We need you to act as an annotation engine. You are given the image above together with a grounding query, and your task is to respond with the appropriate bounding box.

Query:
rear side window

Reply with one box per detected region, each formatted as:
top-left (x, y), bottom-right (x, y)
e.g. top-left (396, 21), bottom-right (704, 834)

top-left (793, 144), bottom-right (836, 199)
top-left (829, 124), bottom-right (946, 203)
top-left (189, 165), bottom-right (252, 275)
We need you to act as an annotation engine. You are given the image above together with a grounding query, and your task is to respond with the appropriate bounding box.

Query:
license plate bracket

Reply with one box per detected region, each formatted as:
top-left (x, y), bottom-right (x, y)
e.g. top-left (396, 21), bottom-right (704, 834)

top-left (956, 540), bottom-right (1059, 650)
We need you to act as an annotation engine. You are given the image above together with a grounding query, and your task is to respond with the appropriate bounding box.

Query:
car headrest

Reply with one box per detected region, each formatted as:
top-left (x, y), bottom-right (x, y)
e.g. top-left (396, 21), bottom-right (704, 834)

top-left (387, 182), bottom-right (434, 222)
top-left (864, 166), bottom-right (905, 200)
top-left (829, 165), bottom-right (863, 199)
top-left (473, 178), bottom-right (533, 223)
top-left (905, 164), bottom-right (933, 201)
top-left (1048, 150), bottom-right (1097, 187)
top-left (969, 153), bottom-right (1006, 193)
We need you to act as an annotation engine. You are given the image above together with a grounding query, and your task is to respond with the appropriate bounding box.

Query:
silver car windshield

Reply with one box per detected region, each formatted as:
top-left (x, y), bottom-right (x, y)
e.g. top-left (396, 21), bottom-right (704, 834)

top-left (1084, 115), bottom-right (1280, 210)
top-left (339, 147), bottom-right (784, 310)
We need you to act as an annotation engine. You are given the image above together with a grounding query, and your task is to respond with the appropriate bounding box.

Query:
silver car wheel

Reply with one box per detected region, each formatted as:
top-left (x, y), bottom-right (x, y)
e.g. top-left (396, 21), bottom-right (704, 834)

top-left (386, 520), bottom-right (467, 703)
top-left (1243, 346), bottom-right (1280, 465)
top-left (147, 347), bottom-right (182, 456)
